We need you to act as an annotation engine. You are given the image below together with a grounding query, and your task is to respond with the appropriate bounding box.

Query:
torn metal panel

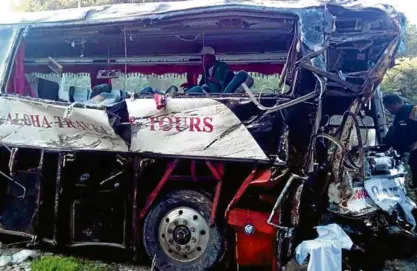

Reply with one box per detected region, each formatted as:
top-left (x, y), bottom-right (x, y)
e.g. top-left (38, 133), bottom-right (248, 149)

top-left (345, 186), bottom-right (378, 215)
top-left (290, 182), bottom-right (304, 227)
top-left (0, 1), bottom-right (403, 27)
top-left (364, 175), bottom-right (416, 229)
top-left (0, 95), bottom-right (128, 152)
top-left (127, 98), bottom-right (270, 161)
top-left (328, 99), bottom-right (361, 205)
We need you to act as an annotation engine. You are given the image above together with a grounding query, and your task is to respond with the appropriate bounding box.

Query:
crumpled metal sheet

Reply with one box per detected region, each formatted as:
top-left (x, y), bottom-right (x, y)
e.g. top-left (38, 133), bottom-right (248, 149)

top-left (0, 0), bottom-right (403, 26)
top-left (0, 1), bottom-right (404, 70)
top-left (364, 177), bottom-right (417, 229)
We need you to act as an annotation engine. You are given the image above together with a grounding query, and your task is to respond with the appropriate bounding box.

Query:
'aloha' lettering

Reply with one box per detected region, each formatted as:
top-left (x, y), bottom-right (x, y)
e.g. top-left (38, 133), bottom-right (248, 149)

top-left (2, 113), bottom-right (110, 135)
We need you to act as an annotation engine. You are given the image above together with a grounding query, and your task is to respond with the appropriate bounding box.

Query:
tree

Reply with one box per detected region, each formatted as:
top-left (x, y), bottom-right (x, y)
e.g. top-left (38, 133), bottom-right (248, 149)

top-left (379, 22), bottom-right (417, 102)
top-left (381, 58), bottom-right (417, 103)
top-left (13, 0), bottom-right (162, 12)
top-left (405, 22), bottom-right (417, 58)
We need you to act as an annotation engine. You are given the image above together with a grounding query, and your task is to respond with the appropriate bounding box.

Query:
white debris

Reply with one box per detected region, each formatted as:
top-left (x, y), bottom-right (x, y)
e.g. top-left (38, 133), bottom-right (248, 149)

top-left (346, 186), bottom-right (379, 214)
top-left (364, 177), bottom-right (417, 229)
top-left (295, 224), bottom-right (353, 271)
top-left (11, 249), bottom-right (37, 265)
top-left (0, 256), bottom-right (12, 267)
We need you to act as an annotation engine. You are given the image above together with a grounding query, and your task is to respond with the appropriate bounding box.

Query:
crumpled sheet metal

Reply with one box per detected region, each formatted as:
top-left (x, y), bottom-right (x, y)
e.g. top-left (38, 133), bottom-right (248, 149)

top-left (0, 1), bottom-right (404, 72)
top-left (295, 223), bottom-right (353, 271)
top-left (294, 7), bottom-right (330, 70)
top-left (364, 177), bottom-right (417, 229)
top-left (329, 99), bottom-right (361, 205)
top-left (0, 1), bottom-right (400, 25)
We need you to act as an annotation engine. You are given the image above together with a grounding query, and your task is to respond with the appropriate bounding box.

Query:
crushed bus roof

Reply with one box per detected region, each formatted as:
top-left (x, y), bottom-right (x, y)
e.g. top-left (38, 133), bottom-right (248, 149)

top-left (0, 0), bottom-right (404, 27)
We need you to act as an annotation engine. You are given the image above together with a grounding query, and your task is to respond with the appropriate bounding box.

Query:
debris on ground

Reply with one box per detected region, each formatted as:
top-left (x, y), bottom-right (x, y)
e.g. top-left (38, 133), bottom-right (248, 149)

top-left (12, 250), bottom-right (38, 265)
top-left (0, 249), bottom-right (38, 271)
top-left (382, 255), bottom-right (417, 271)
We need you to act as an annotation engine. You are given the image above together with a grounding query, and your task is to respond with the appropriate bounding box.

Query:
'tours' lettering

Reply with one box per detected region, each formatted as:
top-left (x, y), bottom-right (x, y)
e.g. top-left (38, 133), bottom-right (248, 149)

top-left (149, 116), bottom-right (214, 133)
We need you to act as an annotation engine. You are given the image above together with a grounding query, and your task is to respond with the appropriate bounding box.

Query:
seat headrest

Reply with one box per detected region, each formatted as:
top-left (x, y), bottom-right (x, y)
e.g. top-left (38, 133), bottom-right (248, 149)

top-left (91, 83), bottom-right (112, 98)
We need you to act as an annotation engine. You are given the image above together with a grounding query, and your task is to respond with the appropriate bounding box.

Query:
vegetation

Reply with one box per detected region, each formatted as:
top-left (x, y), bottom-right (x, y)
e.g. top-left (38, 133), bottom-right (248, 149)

top-left (13, 0), bottom-right (182, 12)
top-left (381, 58), bottom-right (417, 103)
top-left (405, 23), bottom-right (417, 58)
top-left (31, 256), bottom-right (107, 271)
top-left (380, 21), bottom-right (417, 103)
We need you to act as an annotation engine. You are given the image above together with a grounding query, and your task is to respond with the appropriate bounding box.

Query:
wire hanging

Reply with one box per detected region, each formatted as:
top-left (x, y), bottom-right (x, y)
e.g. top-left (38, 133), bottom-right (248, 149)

top-left (123, 28), bottom-right (128, 91)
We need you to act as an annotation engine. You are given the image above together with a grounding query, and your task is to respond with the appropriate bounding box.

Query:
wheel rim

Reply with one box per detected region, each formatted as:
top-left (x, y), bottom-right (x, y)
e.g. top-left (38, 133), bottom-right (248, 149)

top-left (158, 207), bottom-right (210, 262)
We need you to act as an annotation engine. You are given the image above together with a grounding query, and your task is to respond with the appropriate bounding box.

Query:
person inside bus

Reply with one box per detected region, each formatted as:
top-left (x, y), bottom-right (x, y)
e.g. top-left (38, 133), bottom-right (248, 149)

top-left (373, 93), bottom-right (417, 188)
top-left (184, 46), bottom-right (229, 94)
top-left (184, 46), bottom-right (250, 94)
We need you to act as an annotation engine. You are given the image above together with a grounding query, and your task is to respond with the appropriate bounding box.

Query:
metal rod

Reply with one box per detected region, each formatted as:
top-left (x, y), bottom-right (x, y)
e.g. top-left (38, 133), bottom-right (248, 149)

top-left (139, 159), bottom-right (179, 219)
top-left (34, 150), bottom-right (45, 235)
top-left (8, 147), bottom-right (18, 177)
top-left (0, 170), bottom-right (26, 199)
top-left (53, 153), bottom-right (63, 245)
top-left (242, 81), bottom-right (318, 113)
top-left (100, 171), bottom-right (124, 186)
top-left (210, 178), bottom-right (223, 227)
top-left (168, 175), bottom-right (216, 182)
top-left (191, 160), bottom-right (197, 182)
top-left (122, 200), bottom-right (127, 247)
top-left (267, 174), bottom-right (306, 228)
top-left (41, 238), bottom-right (55, 245)
top-left (25, 53), bottom-right (287, 65)
top-left (206, 161), bottom-right (224, 226)
top-left (206, 161), bottom-right (222, 181)
top-left (267, 175), bottom-right (295, 228)
top-left (132, 157), bottom-right (140, 254)
top-left (225, 168), bottom-right (257, 218)
top-left (0, 228), bottom-right (35, 239)
top-left (69, 242), bottom-right (126, 249)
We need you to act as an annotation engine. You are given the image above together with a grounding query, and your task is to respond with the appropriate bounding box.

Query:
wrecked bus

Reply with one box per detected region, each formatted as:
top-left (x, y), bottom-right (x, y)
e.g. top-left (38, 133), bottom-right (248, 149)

top-left (0, 1), bottom-right (413, 270)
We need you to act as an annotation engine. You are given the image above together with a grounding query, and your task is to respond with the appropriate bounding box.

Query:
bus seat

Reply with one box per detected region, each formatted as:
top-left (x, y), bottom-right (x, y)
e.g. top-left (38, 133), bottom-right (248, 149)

top-left (91, 83), bottom-right (111, 98)
top-left (223, 71), bottom-right (254, 93)
top-left (69, 86), bottom-right (91, 103)
top-left (85, 89), bottom-right (123, 106)
top-left (37, 78), bottom-right (59, 101)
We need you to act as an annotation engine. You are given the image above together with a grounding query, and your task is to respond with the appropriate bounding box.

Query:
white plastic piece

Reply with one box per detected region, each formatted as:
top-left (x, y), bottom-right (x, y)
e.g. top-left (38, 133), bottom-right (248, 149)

top-left (0, 256), bottom-right (12, 267)
top-left (295, 224), bottom-right (353, 271)
top-left (11, 250), bottom-right (37, 264)
top-left (364, 177), bottom-right (417, 229)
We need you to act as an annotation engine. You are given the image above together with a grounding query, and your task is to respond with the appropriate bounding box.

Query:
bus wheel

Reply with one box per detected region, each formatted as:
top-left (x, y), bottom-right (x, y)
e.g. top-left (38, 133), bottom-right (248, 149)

top-left (143, 190), bottom-right (224, 271)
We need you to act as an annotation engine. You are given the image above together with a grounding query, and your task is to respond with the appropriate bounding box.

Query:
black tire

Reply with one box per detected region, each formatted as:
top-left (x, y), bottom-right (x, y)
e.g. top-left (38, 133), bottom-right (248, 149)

top-left (143, 190), bottom-right (224, 271)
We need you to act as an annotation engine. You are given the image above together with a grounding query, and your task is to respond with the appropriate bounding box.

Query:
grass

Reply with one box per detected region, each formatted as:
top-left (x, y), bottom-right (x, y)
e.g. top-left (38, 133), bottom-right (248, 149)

top-left (31, 256), bottom-right (107, 271)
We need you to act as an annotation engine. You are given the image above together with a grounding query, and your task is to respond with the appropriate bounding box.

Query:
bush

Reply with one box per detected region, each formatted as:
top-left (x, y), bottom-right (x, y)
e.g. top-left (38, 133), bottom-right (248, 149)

top-left (381, 58), bottom-right (417, 103)
top-left (31, 256), bottom-right (106, 271)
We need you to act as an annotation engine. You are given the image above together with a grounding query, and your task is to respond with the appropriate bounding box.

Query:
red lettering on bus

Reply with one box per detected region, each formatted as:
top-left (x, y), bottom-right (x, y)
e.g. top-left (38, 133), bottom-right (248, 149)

top-left (190, 117), bottom-right (202, 132)
top-left (203, 117), bottom-right (214, 133)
